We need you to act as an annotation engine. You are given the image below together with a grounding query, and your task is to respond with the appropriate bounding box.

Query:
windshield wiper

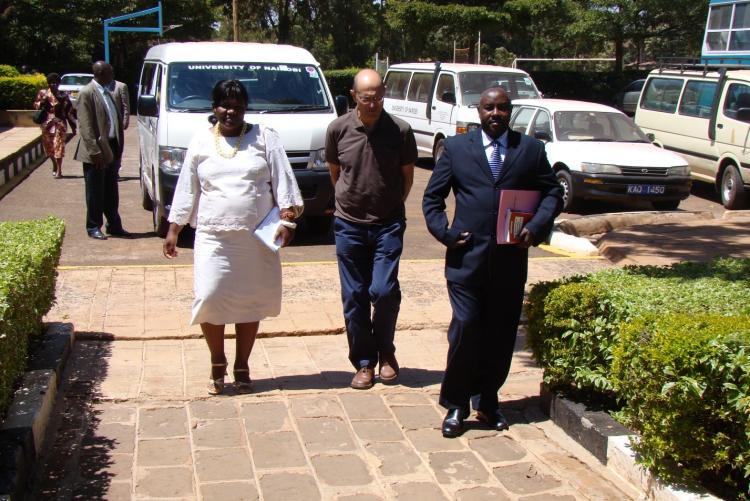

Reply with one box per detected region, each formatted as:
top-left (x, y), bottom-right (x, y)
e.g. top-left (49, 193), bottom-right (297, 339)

top-left (173, 107), bottom-right (211, 112)
top-left (256, 105), bottom-right (330, 114)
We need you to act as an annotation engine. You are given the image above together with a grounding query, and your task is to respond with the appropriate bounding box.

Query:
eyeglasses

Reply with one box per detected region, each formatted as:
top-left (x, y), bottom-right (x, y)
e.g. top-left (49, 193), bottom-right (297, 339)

top-left (356, 93), bottom-right (384, 104)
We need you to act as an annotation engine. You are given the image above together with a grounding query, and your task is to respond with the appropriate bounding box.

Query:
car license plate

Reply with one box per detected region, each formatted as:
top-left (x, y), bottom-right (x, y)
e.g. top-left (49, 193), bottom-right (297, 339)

top-left (627, 184), bottom-right (665, 195)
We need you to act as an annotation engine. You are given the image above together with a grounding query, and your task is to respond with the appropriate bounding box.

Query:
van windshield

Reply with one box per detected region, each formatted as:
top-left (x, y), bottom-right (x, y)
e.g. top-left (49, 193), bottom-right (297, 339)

top-left (167, 62), bottom-right (331, 112)
top-left (459, 72), bottom-right (540, 105)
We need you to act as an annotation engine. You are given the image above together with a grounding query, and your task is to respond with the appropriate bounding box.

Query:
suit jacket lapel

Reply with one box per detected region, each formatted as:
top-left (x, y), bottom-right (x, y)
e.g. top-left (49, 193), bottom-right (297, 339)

top-left (469, 129), bottom-right (494, 183)
top-left (496, 130), bottom-right (521, 184)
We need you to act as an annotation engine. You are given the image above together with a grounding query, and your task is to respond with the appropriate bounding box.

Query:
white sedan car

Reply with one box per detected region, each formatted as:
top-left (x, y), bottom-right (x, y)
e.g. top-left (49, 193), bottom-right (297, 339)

top-left (59, 73), bottom-right (94, 107)
top-left (509, 99), bottom-right (691, 211)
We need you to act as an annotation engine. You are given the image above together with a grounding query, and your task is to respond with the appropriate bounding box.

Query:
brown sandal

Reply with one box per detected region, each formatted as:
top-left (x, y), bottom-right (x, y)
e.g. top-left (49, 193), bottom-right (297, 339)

top-left (233, 368), bottom-right (253, 394)
top-left (207, 363), bottom-right (227, 395)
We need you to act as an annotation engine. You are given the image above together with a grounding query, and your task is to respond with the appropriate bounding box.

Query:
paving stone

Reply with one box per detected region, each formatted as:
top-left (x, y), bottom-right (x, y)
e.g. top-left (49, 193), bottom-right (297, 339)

top-left (247, 431), bottom-right (307, 468)
top-left (258, 472), bottom-right (321, 501)
top-left (289, 395), bottom-right (344, 418)
top-left (139, 407), bottom-right (188, 438)
top-left (82, 422), bottom-right (135, 454)
top-left (384, 393), bottom-right (432, 405)
top-left (540, 450), bottom-right (627, 499)
top-left (193, 418), bottom-right (245, 449)
top-left (200, 481), bottom-right (259, 500)
top-left (391, 481), bottom-right (449, 500)
top-left (296, 417), bottom-right (356, 453)
top-left (511, 424), bottom-right (548, 441)
top-left (339, 393), bottom-right (391, 420)
top-left (365, 442), bottom-right (423, 477)
top-left (240, 401), bottom-right (290, 432)
top-left (494, 462), bottom-right (562, 495)
top-left (190, 400), bottom-right (239, 420)
top-left (468, 435), bottom-right (527, 462)
top-left (519, 494), bottom-right (578, 501)
top-left (72, 479), bottom-right (132, 500)
top-left (311, 454), bottom-right (373, 486)
top-left (429, 451), bottom-right (490, 484)
top-left (195, 448), bottom-right (253, 482)
top-left (456, 486), bottom-right (512, 501)
top-left (91, 403), bottom-right (136, 424)
top-left (351, 420), bottom-right (404, 442)
top-left (336, 494), bottom-right (384, 501)
top-left (406, 429), bottom-right (465, 452)
top-left (79, 452), bottom-right (133, 481)
top-left (390, 405), bottom-right (442, 430)
top-left (135, 466), bottom-right (194, 497)
top-left (137, 437), bottom-right (191, 466)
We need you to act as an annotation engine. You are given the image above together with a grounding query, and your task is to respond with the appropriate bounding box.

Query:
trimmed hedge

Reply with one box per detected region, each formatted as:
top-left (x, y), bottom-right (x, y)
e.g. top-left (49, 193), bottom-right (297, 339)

top-left (324, 68), bottom-right (360, 105)
top-left (0, 65), bottom-right (20, 78)
top-left (0, 74), bottom-right (47, 110)
top-left (527, 258), bottom-right (750, 497)
top-left (0, 217), bottom-right (65, 417)
top-left (612, 314), bottom-right (750, 497)
top-left (526, 70), bottom-right (650, 104)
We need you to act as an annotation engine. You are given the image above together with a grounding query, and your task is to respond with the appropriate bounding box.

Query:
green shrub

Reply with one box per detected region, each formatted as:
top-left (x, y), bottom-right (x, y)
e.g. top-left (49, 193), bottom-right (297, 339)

top-left (527, 258), bottom-right (750, 395)
top-left (324, 68), bottom-right (360, 105)
top-left (0, 217), bottom-right (65, 417)
top-left (612, 314), bottom-right (750, 497)
top-left (527, 70), bottom-right (649, 104)
top-left (0, 74), bottom-right (47, 110)
top-left (0, 65), bottom-right (20, 78)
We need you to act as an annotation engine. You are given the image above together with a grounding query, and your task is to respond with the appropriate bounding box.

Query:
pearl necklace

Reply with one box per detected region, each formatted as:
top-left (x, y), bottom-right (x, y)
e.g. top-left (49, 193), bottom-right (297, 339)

top-left (213, 122), bottom-right (248, 159)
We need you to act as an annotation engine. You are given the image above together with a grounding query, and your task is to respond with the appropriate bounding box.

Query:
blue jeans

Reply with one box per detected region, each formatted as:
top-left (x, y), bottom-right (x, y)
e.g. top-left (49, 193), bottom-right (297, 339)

top-left (334, 217), bottom-right (406, 369)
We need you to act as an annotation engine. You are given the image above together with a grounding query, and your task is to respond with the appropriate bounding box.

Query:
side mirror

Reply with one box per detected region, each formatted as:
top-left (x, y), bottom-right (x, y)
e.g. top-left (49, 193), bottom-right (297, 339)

top-left (534, 130), bottom-right (551, 142)
top-left (441, 92), bottom-right (456, 104)
top-left (646, 133), bottom-right (656, 142)
top-left (737, 107), bottom-right (750, 123)
top-left (334, 95), bottom-right (348, 117)
top-left (138, 95), bottom-right (158, 117)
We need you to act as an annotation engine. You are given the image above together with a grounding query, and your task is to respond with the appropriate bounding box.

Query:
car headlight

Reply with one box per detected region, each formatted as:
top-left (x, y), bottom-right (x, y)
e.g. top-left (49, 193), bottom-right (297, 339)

top-left (580, 162), bottom-right (622, 174)
top-left (669, 165), bottom-right (690, 176)
top-left (307, 148), bottom-right (328, 171)
top-left (456, 121), bottom-right (480, 134)
top-left (159, 146), bottom-right (187, 174)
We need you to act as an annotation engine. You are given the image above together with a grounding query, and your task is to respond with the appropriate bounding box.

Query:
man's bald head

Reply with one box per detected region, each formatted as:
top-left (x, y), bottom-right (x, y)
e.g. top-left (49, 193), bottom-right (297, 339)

top-left (350, 69), bottom-right (385, 127)
top-left (92, 61), bottom-right (114, 86)
top-left (352, 69), bottom-right (383, 93)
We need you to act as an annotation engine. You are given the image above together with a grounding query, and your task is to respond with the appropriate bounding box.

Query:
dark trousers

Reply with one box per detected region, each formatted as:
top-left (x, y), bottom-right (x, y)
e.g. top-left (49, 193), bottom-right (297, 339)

top-left (334, 217), bottom-right (406, 369)
top-left (83, 139), bottom-right (122, 234)
top-left (439, 272), bottom-right (526, 415)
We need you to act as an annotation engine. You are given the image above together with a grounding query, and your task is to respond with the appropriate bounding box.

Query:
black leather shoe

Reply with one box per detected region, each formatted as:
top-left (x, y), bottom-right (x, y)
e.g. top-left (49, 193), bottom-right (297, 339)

top-left (442, 409), bottom-right (465, 438)
top-left (88, 229), bottom-right (107, 240)
top-left (476, 409), bottom-right (510, 431)
top-left (107, 228), bottom-right (132, 238)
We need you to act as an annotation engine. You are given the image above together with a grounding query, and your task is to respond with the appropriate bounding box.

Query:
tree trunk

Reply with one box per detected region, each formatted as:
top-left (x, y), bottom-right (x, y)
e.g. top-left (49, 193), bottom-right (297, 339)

top-left (614, 36), bottom-right (623, 73)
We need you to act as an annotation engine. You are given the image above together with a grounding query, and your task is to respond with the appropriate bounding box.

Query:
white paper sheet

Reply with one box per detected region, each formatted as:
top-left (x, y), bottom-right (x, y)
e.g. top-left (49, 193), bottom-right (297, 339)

top-left (253, 206), bottom-right (282, 252)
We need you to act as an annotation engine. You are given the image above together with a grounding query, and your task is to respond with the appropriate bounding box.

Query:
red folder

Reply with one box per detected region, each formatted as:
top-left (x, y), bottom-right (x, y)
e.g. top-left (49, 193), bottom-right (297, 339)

top-left (497, 189), bottom-right (541, 244)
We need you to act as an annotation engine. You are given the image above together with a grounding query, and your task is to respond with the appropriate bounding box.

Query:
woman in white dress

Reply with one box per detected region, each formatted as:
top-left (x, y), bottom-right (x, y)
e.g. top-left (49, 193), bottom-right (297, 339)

top-left (163, 80), bottom-right (304, 395)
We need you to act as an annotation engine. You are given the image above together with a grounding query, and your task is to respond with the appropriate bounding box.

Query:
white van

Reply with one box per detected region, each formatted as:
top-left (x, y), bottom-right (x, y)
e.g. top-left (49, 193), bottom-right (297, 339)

top-left (634, 65), bottom-right (750, 209)
top-left (137, 42), bottom-right (346, 236)
top-left (383, 62), bottom-right (541, 161)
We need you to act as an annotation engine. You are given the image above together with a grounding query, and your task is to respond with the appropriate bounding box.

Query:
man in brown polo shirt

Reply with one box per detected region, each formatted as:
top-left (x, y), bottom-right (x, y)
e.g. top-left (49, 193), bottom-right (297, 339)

top-left (325, 69), bottom-right (417, 390)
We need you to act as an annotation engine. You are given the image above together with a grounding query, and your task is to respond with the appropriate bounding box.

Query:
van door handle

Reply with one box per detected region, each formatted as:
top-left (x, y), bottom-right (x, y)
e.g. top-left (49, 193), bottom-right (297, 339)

top-left (432, 106), bottom-right (437, 110)
top-left (717, 123), bottom-right (724, 129)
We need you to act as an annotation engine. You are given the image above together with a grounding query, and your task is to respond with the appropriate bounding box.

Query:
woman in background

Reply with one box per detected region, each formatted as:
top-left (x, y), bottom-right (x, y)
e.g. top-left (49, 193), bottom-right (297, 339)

top-left (163, 79), bottom-right (303, 395)
top-left (34, 73), bottom-right (76, 178)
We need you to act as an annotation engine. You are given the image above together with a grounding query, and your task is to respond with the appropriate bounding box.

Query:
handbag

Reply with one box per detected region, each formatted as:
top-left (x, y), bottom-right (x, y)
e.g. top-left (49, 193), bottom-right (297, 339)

top-left (32, 108), bottom-right (47, 125)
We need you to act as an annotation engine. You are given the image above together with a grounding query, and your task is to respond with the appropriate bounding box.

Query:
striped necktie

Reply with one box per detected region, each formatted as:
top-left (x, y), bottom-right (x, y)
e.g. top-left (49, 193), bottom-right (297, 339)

top-left (489, 140), bottom-right (503, 179)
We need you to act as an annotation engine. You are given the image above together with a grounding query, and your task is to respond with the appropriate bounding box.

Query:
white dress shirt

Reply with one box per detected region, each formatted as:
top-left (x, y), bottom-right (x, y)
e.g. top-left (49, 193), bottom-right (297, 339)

top-left (93, 79), bottom-right (118, 139)
top-left (482, 129), bottom-right (508, 165)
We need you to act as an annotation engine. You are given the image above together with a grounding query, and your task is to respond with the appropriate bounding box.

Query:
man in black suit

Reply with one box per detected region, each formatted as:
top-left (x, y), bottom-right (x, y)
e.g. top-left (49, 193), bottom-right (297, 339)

top-left (422, 86), bottom-right (563, 437)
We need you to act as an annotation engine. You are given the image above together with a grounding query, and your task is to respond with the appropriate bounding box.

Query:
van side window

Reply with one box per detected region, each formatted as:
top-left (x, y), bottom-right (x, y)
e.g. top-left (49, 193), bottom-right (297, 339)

top-left (140, 62), bottom-right (158, 96)
top-left (385, 71), bottom-right (410, 100)
top-left (679, 81), bottom-right (718, 118)
top-left (407, 73), bottom-right (433, 103)
top-left (435, 74), bottom-right (456, 103)
top-left (723, 83), bottom-right (750, 119)
top-left (512, 107), bottom-right (535, 134)
top-left (641, 78), bottom-right (683, 113)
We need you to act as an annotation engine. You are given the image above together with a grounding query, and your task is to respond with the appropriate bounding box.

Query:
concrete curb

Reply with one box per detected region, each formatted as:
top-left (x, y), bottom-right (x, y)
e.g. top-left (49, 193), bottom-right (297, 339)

top-left (0, 323), bottom-right (75, 500)
top-left (540, 385), bottom-right (721, 501)
top-left (555, 211), bottom-right (716, 237)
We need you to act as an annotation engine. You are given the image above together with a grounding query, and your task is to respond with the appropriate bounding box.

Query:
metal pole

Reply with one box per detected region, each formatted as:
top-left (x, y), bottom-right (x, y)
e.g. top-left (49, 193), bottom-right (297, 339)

top-left (453, 40), bottom-right (456, 63)
top-left (104, 22), bottom-right (110, 62)
top-left (477, 31), bottom-right (481, 64)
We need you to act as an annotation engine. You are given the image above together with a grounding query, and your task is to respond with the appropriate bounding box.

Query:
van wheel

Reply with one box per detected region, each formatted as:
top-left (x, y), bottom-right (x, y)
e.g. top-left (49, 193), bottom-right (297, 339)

top-left (720, 165), bottom-right (747, 209)
top-left (153, 204), bottom-right (170, 238)
top-left (652, 200), bottom-right (680, 210)
top-left (140, 163), bottom-right (154, 211)
top-left (556, 170), bottom-right (579, 212)
top-left (433, 138), bottom-right (445, 163)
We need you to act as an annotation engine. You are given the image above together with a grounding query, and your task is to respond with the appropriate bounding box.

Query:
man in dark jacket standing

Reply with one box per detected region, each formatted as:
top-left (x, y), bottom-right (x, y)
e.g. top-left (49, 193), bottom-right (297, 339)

top-left (423, 86), bottom-right (563, 437)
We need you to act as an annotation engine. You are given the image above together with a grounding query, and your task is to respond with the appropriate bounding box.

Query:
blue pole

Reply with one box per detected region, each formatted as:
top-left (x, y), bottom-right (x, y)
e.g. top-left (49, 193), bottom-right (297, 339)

top-left (104, 22), bottom-right (110, 63)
